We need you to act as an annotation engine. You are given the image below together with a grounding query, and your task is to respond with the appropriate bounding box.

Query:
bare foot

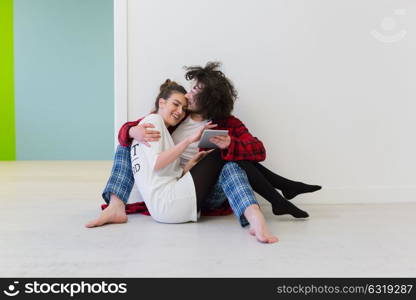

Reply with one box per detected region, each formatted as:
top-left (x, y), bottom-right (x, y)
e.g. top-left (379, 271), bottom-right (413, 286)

top-left (249, 223), bottom-right (279, 244)
top-left (86, 197), bottom-right (127, 228)
top-left (244, 204), bottom-right (278, 244)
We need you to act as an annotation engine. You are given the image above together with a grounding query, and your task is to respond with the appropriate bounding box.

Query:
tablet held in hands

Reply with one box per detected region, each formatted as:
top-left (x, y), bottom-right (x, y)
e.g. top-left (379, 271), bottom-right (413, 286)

top-left (197, 129), bottom-right (229, 148)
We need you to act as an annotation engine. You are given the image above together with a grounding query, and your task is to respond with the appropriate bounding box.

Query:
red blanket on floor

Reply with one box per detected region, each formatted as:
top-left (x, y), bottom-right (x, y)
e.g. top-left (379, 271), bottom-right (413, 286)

top-left (101, 201), bottom-right (233, 216)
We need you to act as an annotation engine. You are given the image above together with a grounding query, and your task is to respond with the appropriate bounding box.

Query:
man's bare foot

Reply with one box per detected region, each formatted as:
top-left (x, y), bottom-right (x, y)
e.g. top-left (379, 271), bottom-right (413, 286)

top-left (244, 204), bottom-right (278, 244)
top-left (249, 223), bottom-right (278, 244)
top-left (86, 196), bottom-right (127, 228)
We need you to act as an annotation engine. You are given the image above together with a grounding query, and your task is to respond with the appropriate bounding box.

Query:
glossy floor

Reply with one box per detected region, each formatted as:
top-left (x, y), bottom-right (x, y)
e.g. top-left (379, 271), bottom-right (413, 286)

top-left (1, 161), bottom-right (415, 277)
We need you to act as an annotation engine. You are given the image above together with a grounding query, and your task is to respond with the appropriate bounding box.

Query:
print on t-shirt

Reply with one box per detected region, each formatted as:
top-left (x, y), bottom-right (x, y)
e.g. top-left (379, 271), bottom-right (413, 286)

top-left (131, 143), bottom-right (140, 175)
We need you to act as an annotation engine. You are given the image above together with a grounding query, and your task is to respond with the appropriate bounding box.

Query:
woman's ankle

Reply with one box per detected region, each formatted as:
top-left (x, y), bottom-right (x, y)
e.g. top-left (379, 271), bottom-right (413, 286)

top-left (109, 194), bottom-right (126, 207)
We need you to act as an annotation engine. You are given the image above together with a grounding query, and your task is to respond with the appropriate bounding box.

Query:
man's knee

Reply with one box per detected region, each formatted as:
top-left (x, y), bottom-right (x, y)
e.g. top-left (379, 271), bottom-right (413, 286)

top-left (221, 162), bottom-right (246, 177)
top-left (222, 161), bottom-right (240, 171)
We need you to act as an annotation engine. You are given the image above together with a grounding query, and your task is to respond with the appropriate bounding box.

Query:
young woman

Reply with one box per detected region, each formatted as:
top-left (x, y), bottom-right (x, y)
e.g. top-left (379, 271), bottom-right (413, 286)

top-left (130, 79), bottom-right (224, 223)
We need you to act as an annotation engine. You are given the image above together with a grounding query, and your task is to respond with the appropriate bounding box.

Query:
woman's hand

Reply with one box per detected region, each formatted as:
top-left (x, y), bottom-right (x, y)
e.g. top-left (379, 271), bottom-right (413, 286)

top-left (182, 150), bottom-right (214, 175)
top-left (129, 123), bottom-right (161, 147)
top-left (188, 122), bottom-right (217, 144)
top-left (190, 149), bottom-right (214, 164)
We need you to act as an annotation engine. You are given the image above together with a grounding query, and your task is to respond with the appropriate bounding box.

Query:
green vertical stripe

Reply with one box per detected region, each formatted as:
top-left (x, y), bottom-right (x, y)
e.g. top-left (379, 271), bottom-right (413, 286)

top-left (0, 0), bottom-right (15, 160)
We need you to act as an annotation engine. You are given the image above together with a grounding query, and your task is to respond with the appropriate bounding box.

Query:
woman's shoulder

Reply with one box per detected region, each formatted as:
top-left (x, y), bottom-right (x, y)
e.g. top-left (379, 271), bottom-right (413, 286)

top-left (140, 113), bottom-right (164, 125)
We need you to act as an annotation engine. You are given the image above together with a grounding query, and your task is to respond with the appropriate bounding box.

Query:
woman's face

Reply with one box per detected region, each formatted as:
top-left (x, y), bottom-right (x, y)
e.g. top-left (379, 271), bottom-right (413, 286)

top-left (158, 92), bottom-right (188, 126)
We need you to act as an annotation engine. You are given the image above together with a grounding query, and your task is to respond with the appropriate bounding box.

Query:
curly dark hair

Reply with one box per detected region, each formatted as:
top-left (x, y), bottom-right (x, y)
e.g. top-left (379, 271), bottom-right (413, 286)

top-left (184, 62), bottom-right (237, 120)
top-left (153, 79), bottom-right (187, 112)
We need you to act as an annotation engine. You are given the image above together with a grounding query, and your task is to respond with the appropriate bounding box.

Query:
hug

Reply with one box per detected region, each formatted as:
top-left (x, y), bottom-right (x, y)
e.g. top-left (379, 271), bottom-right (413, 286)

top-left (87, 62), bottom-right (321, 244)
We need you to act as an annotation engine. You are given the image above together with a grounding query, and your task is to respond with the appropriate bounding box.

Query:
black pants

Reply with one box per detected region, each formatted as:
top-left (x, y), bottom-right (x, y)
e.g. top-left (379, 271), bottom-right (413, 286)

top-left (189, 150), bottom-right (225, 211)
top-left (236, 161), bottom-right (293, 209)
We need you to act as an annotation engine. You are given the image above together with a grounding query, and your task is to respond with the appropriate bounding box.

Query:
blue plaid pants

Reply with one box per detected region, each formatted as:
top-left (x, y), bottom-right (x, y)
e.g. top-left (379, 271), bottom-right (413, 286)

top-left (102, 145), bottom-right (258, 227)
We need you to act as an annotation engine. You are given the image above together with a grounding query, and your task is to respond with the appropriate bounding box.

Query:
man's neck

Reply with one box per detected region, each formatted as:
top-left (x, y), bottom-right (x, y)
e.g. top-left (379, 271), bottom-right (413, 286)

top-left (190, 113), bottom-right (206, 122)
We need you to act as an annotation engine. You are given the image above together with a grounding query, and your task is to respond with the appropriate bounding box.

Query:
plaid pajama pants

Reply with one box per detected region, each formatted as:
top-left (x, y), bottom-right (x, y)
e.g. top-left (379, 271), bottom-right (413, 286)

top-left (102, 145), bottom-right (258, 227)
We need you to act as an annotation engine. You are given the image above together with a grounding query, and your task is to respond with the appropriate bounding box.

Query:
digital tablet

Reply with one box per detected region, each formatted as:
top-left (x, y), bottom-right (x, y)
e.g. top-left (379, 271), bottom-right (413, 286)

top-left (197, 129), bottom-right (229, 148)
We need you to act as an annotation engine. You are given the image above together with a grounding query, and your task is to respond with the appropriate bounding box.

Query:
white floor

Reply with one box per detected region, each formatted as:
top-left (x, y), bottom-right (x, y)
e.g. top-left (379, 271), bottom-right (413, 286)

top-left (0, 161), bottom-right (415, 277)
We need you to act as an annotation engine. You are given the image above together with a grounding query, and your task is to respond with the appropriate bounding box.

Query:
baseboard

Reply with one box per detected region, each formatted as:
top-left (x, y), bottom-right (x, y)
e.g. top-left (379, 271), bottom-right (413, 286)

top-left (256, 186), bottom-right (416, 205)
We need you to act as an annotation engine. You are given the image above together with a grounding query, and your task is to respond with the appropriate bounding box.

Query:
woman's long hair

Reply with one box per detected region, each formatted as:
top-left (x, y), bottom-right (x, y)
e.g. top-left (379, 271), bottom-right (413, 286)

top-left (153, 79), bottom-right (187, 112)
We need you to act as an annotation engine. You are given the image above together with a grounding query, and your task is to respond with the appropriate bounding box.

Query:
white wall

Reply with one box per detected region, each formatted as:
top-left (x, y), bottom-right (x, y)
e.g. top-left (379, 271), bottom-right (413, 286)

top-left (125, 0), bottom-right (416, 203)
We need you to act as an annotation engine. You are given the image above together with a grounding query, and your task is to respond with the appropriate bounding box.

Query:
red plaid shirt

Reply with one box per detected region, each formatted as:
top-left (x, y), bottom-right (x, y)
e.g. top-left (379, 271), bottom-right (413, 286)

top-left (118, 114), bottom-right (266, 162)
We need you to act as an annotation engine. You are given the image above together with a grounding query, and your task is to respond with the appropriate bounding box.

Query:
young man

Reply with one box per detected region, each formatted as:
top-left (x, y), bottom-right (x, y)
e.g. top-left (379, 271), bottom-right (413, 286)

top-left (86, 62), bottom-right (320, 243)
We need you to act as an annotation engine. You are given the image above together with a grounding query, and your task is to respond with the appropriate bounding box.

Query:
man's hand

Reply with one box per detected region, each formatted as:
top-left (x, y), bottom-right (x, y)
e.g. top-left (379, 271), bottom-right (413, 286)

top-left (209, 135), bottom-right (231, 149)
top-left (129, 123), bottom-right (161, 147)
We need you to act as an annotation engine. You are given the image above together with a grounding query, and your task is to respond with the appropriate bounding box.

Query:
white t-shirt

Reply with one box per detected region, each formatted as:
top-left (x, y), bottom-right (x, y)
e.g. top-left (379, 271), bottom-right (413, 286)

top-left (171, 115), bottom-right (209, 167)
top-left (131, 114), bottom-right (197, 223)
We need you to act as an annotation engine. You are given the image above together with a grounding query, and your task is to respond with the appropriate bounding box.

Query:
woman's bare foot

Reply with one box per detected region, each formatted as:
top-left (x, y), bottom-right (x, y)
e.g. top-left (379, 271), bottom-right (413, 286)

top-left (85, 195), bottom-right (127, 228)
top-left (244, 204), bottom-right (278, 244)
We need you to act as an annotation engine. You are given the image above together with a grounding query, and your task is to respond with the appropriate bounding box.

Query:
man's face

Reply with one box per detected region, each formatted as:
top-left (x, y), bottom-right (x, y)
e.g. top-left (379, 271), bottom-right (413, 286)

top-left (185, 81), bottom-right (203, 112)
